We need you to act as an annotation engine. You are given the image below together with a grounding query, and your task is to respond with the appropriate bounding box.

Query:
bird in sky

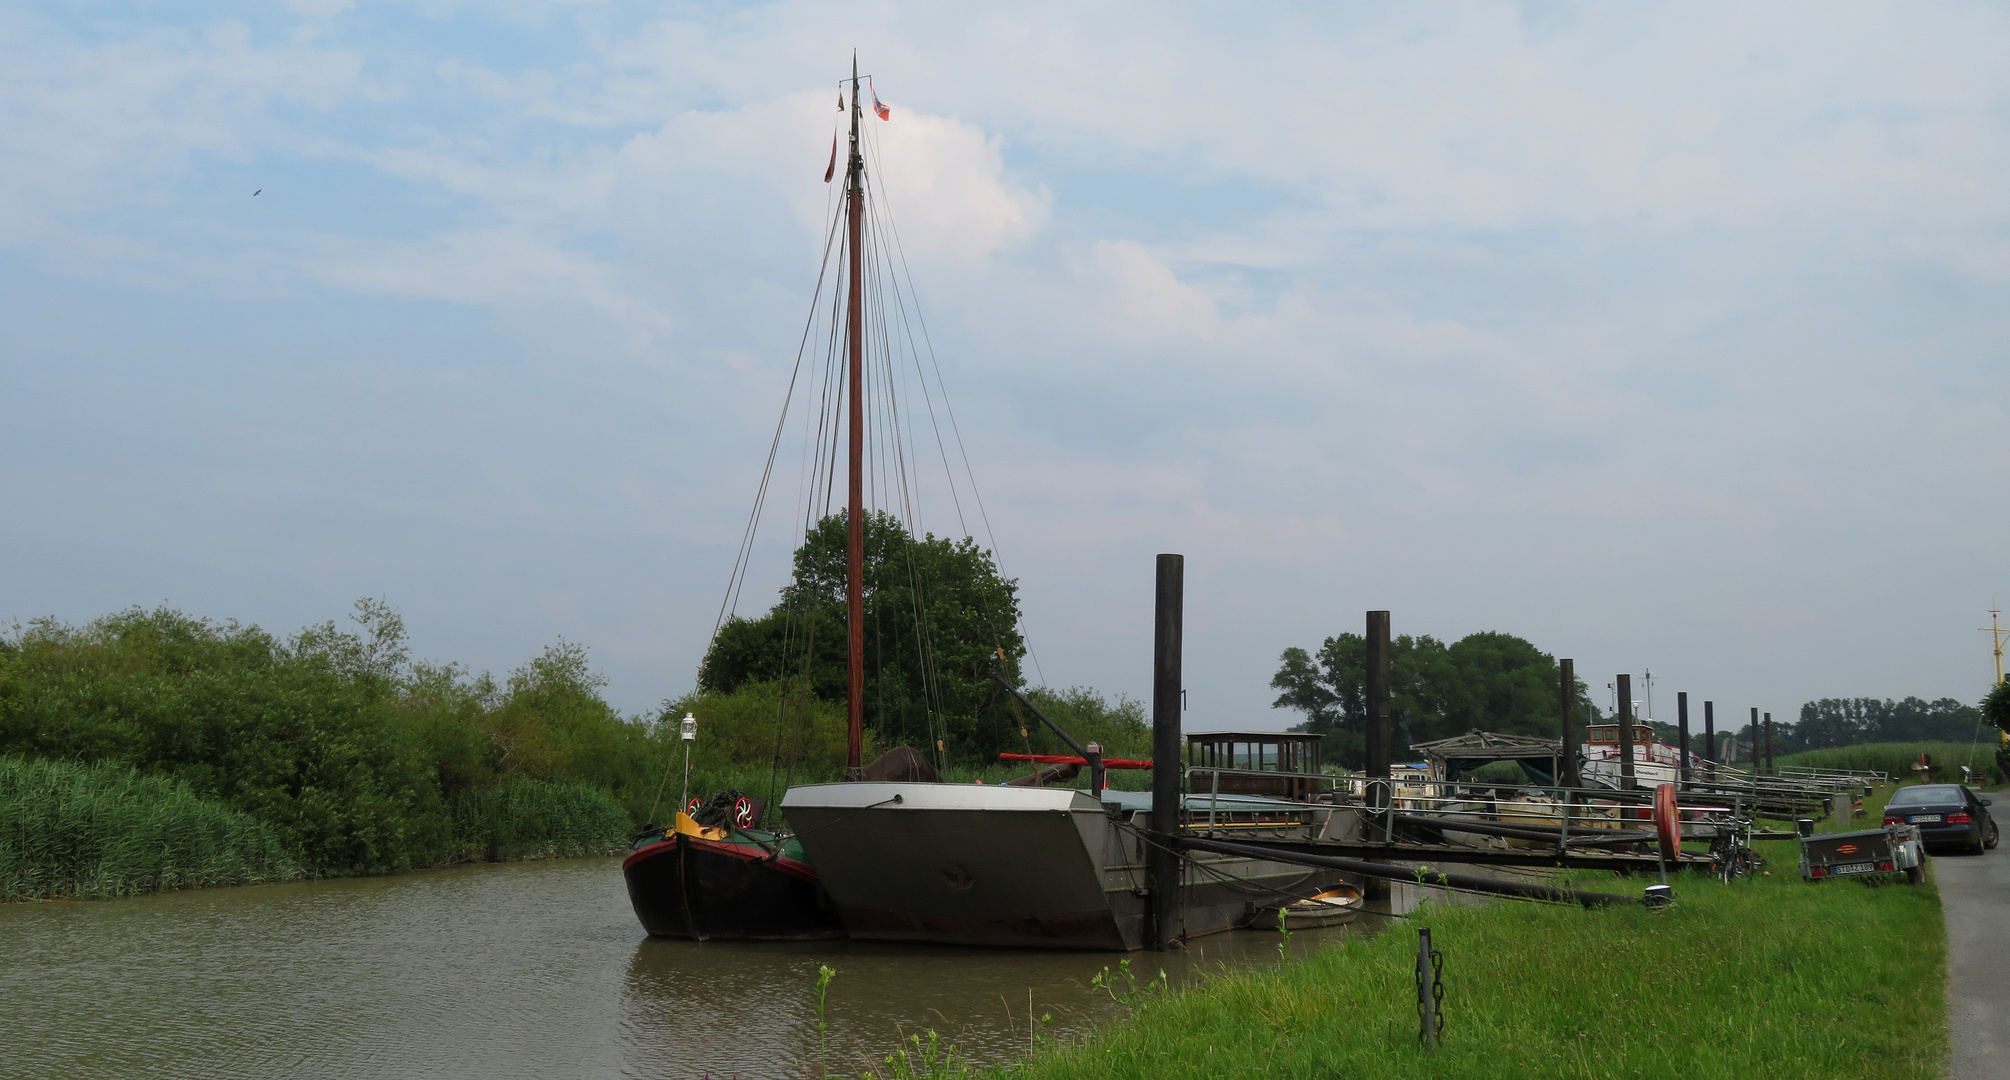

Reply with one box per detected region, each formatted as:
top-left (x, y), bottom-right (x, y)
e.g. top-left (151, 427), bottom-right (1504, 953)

top-left (253, 189), bottom-right (260, 196)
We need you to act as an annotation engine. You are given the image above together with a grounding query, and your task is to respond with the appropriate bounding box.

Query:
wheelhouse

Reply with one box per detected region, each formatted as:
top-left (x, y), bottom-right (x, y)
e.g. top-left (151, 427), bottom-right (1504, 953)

top-left (1186, 732), bottom-right (1324, 799)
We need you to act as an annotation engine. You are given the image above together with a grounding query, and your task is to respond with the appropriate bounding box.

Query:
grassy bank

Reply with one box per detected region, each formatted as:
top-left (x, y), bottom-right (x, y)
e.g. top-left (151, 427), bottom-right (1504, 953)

top-left (0, 755), bottom-right (303, 901)
top-left (849, 785), bottom-right (1945, 1080)
top-left (1780, 741), bottom-right (2000, 785)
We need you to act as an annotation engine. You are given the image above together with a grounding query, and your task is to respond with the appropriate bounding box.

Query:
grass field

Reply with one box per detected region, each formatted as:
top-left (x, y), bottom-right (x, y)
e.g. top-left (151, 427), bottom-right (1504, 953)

top-left (855, 783), bottom-right (1947, 1080)
top-left (0, 755), bottom-right (304, 901)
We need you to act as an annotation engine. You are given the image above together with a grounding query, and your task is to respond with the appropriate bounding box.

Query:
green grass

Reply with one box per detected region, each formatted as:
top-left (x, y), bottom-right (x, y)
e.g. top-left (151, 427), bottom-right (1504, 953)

top-left (1780, 741), bottom-right (2001, 786)
top-left (0, 755), bottom-right (304, 901)
top-left (854, 783), bottom-right (1947, 1080)
top-left (447, 777), bottom-right (633, 861)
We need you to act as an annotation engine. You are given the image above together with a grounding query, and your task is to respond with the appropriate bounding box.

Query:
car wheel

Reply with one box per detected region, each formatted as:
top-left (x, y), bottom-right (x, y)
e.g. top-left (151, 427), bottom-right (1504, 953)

top-left (1968, 828), bottom-right (1987, 856)
top-left (1988, 822), bottom-right (2000, 851)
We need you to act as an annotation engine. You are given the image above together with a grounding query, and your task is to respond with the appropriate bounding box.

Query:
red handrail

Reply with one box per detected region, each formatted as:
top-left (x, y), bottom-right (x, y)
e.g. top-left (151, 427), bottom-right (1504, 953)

top-left (999, 753), bottom-right (1153, 770)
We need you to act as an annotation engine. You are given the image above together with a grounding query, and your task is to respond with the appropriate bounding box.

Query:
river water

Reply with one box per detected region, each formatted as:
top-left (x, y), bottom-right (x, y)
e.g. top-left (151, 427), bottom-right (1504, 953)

top-left (2, 857), bottom-right (1395, 1080)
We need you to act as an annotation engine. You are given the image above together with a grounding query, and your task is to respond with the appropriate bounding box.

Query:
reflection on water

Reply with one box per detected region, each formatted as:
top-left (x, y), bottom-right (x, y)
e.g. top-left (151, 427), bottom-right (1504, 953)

top-left (2, 857), bottom-right (1394, 1079)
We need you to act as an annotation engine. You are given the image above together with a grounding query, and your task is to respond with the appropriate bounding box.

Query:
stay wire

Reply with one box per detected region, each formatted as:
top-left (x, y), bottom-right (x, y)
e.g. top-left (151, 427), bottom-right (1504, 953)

top-left (864, 120), bottom-right (1053, 683)
top-left (860, 120), bottom-right (1045, 688)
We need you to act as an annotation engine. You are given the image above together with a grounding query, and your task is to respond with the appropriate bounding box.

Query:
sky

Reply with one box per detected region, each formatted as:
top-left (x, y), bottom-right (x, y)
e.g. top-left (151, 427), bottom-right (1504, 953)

top-left (3, 1), bottom-right (2007, 731)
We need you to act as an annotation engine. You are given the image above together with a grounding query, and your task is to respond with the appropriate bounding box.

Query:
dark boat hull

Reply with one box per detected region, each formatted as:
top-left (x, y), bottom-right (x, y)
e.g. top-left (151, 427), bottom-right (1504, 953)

top-left (622, 833), bottom-right (846, 941)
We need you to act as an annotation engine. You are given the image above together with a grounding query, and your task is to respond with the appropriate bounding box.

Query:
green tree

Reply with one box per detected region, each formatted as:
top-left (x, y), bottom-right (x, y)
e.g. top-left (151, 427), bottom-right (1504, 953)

top-left (1988, 680), bottom-right (2010, 732)
top-left (1270, 631), bottom-right (1598, 769)
top-left (699, 512), bottom-right (1026, 764)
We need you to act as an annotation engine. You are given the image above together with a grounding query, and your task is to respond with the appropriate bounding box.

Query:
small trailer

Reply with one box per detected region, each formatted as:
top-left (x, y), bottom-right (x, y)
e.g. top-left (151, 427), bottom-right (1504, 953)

top-left (1799, 825), bottom-right (1925, 885)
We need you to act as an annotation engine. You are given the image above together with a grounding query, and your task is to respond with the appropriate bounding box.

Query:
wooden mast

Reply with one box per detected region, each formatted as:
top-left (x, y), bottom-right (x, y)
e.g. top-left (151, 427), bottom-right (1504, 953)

top-left (843, 56), bottom-right (867, 781)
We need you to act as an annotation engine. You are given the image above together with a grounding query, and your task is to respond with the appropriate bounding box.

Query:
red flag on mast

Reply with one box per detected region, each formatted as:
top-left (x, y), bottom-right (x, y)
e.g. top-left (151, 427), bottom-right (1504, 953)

top-left (870, 79), bottom-right (889, 120)
top-left (823, 134), bottom-right (837, 182)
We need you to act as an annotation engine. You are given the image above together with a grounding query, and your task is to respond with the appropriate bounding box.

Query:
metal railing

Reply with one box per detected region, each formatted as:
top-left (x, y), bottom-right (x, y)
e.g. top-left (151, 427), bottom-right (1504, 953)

top-left (1176, 758), bottom-right (1904, 845)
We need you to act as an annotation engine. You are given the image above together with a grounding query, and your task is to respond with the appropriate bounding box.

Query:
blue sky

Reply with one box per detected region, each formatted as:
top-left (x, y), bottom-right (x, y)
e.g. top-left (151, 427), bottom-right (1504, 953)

top-left (4, 1), bottom-right (2008, 728)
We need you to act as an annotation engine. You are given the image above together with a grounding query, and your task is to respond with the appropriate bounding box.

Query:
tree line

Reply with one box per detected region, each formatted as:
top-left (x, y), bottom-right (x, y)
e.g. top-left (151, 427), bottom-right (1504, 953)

top-left (1271, 630), bottom-right (2006, 766)
top-left (1270, 630), bottom-right (1600, 769)
top-left (0, 602), bottom-right (670, 877)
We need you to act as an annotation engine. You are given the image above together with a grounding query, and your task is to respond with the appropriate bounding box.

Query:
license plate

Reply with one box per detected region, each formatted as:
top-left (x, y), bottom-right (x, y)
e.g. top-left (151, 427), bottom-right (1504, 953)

top-left (1911, 815), bottom-right (1942, 823)
top-left (1831, 862), bottom-right (1877, 875)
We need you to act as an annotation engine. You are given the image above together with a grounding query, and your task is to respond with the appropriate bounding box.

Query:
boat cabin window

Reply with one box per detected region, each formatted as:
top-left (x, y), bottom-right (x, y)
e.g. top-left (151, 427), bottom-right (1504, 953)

top-left (1186, 732), bottom-right (1323, 799)
top-left (1585, 726), bottom-right (1652, 744)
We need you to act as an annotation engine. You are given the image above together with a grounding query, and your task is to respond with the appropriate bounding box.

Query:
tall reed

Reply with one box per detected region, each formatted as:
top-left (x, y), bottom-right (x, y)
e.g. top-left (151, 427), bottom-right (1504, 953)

top-left (448, 777), bottom-right (631, 862)
top-left (1778, 740), bottom-right (2002, 785)
top-left (0, 755), bottom-right (303, 901)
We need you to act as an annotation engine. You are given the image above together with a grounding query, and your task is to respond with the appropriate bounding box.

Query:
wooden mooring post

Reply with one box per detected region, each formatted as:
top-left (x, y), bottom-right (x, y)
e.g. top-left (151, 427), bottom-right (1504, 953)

top-left (1366, 611), bottom-right (1392, 785)
top-left (1365, 611), bottom-right (1393, 898)
top-left (1703, 700), bottom-right (1716, 781)
top-left (1617, 673), bottom-right (1636, 789)
top-left (1149, 554), bottom-right (1184, 951)
top-left (1677, 692), bottom-right (1691, 786)
top-left (1764, 712), bottom-right (1775, 775)
top-left (1559, 658), bottom-right (1581, 788)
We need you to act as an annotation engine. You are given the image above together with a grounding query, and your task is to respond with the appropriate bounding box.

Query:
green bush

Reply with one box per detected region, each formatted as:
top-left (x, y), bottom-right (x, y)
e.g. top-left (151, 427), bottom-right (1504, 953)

top-left (0, 608), bottom-right (451, 874)
top-left (448, 777), bottom-right (631, 862)
top-left (0, 601), bottom-right (1155, 890)
top-left (0, 755), bottom-right (302, 900)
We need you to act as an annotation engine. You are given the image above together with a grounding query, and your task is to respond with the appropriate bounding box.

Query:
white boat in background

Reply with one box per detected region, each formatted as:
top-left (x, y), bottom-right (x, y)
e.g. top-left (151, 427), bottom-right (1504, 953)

top-left (1579, 721), bottom-right (1700, 789)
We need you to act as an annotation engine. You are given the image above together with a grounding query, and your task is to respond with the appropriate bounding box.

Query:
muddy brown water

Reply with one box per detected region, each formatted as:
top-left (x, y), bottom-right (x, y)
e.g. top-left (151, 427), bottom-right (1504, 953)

top-left (2, 857), bottom-right (1403, 1079)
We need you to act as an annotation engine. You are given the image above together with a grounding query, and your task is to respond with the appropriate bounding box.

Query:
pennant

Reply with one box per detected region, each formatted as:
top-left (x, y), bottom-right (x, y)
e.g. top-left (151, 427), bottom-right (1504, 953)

top-left (870, 79), bottom-right (890, 120)
top-left (837, 91), bottom-right (844, 112)
top-left (823, 134), bottom-right (837, 182)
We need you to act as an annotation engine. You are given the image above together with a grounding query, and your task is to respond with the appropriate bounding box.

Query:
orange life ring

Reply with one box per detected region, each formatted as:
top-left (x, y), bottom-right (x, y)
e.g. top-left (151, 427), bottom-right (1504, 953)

top-left (1654, 783), bottom-right (1680, 860)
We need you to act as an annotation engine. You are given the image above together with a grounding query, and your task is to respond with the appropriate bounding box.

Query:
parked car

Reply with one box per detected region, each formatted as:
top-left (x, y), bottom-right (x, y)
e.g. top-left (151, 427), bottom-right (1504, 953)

top-left (1882, 784), bottom-right (1998, 855)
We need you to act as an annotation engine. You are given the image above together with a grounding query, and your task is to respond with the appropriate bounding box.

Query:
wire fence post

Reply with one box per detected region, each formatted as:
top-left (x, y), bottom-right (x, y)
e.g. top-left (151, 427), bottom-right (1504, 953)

top-left (1417, 927), bottom-right (1443, 1049)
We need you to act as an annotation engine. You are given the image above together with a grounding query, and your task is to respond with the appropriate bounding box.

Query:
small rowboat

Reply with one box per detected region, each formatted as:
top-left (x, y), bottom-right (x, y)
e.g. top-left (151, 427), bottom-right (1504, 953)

top-left (1254, 884), bottom-right (1363, 930)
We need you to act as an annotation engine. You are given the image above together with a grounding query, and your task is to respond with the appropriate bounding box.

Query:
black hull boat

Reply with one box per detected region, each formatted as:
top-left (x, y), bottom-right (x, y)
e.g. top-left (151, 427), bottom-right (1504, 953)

top-left (623, 821), bottom-right (844, 941)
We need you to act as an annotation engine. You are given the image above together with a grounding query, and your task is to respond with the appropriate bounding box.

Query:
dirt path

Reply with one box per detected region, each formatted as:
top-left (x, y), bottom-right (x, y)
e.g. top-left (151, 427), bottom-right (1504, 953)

top-left (1939, 847), bottom-right (2007, 1079)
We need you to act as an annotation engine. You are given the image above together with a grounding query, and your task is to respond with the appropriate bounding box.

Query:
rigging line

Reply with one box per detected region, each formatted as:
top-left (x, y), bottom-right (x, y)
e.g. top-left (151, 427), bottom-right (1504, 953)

top-left (861, 192), bottom-right (953, 763)
top-left (862, 122), bottom-right (1046, 688)
top-left (796, 218), bottom-right (849, 557)
top-left (858, 125), bottom-right (969, 541)
top-left (808, 224), bottom-right (849, 534)
top-left (710, 199), bottom-right (849, 652)
top-left (1111, 820), bottom-right (1331, 904)
top-left (863, 188), bottom-right (971, 543)
top-left (862, 196), bottom-right (952, 760)
top-left (762, 209), bottom-right (853, 808)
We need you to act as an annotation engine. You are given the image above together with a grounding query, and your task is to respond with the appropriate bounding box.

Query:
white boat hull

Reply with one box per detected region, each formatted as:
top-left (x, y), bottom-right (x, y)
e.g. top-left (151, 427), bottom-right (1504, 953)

top-left (780, 782), bottom-right (1339, 950)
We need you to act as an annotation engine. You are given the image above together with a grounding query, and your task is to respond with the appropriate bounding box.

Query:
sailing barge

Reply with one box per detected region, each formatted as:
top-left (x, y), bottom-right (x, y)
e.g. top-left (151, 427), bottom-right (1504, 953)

top-left (629, 62), bottom-right (1347, 949)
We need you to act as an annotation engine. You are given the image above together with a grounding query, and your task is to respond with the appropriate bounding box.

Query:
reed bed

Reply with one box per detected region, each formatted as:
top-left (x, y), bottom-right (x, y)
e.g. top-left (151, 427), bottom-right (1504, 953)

top-left (0, 755), bottom-right (303, 901)
top-left (1779, 740), bottom-right (2001, 785)
top-left (448, 777), bottom-right (632, 862)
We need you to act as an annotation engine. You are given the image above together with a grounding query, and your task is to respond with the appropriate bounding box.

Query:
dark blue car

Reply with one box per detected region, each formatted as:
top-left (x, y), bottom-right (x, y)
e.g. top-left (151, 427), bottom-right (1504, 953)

top-left (1883, 784), bottom-right (1998, 854)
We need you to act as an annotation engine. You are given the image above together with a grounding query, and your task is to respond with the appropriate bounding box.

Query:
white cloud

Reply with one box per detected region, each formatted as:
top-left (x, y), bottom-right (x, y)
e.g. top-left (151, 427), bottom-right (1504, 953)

top-left (2, 1), bottom-right (2008, 721)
